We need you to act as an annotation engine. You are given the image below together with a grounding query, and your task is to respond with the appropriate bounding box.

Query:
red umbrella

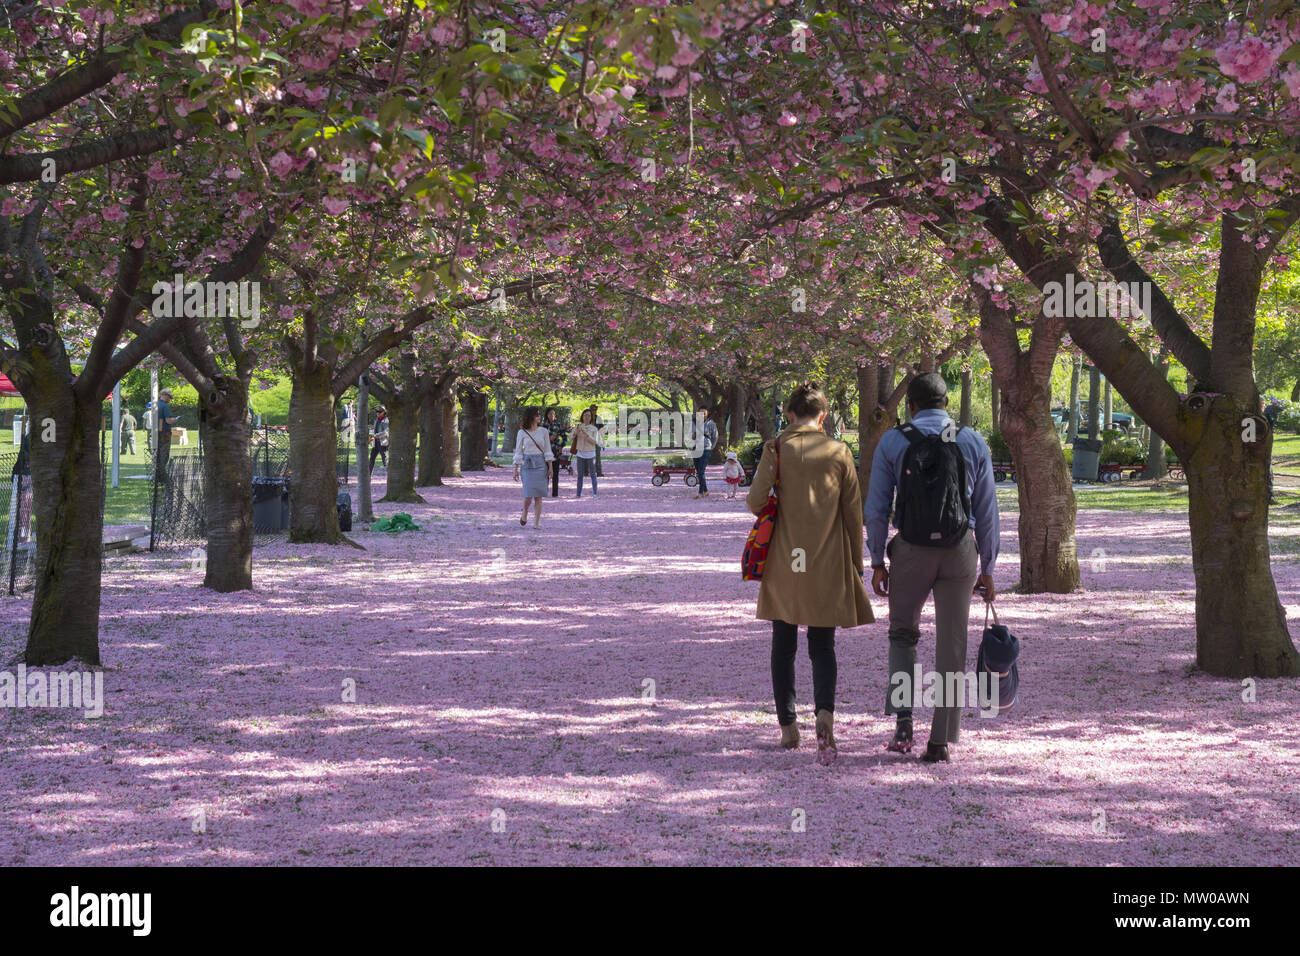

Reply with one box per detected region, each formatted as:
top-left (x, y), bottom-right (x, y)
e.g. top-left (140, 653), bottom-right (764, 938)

top-left (0, 372), bottom-right (111, 400)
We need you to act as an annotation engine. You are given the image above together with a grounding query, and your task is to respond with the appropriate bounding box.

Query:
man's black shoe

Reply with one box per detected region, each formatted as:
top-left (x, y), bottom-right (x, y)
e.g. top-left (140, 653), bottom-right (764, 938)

top-left (886, 718), bottom-right (914, 754)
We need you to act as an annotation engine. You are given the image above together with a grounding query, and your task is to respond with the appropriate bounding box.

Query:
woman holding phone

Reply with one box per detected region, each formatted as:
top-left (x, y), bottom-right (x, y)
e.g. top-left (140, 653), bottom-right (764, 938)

top-left (570, 408), bottom-right (602, 498)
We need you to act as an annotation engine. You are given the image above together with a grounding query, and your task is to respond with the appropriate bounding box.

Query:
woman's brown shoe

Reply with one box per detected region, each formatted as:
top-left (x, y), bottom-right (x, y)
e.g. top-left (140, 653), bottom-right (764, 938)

top-left (779, 724), bottom-right (800, 749)
top-left (815, 709), bottom-right (837, 765)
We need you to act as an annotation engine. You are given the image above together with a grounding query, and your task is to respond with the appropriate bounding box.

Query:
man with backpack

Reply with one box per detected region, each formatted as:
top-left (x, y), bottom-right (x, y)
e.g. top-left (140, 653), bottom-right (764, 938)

top-left (864, 373), bottom-right (1000, 764)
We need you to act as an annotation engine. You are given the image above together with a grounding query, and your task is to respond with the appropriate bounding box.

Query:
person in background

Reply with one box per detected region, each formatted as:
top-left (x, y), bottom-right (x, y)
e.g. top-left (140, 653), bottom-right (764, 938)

top-left (690, 405), bottom-right (718, 498)
top-left (864, 372), bottom-right (1000, 764)
top-left (513, 409), bottom-right (554, 527)
top-left (722, 450), bottom-right (744, 498)
top-left (587, 404), bottom-right (605, 477)
top-left (370, 407), bottom-right (389, 473)
top-left (339, 401), bottom-right (356, 449)
top-left (570, 408), bottom-right (601, 499)
top-left (119, 407), bottom-right (138, 456)
top-left (143, 402), bottom-right (154, 456)
top-left (155, 389), bottom-right (178, 479)
top-left (544, 407), bottom-right (568, 498)
top-left (746, 384), bottom-right (873, 763)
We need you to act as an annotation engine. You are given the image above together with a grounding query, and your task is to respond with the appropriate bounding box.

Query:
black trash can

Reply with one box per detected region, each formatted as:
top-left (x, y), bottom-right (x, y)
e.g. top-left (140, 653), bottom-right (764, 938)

top-left (337, 490), bottom-right (352, 532)
top-left (253, 476), bottom-right (290, 532)
top-left (1072, 437), bottom-right (1103, 482)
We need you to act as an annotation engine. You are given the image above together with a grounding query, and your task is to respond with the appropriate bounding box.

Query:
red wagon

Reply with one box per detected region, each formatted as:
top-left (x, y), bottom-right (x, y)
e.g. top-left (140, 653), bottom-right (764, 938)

top-left (650, 463), bottom-right (759, 487)
top-left (1098, 463), bottom-right (1144, 482)
top-left (651, 464), bottom-right (698, 487)
top-left (1097, 461), bottom-right (1184, 481)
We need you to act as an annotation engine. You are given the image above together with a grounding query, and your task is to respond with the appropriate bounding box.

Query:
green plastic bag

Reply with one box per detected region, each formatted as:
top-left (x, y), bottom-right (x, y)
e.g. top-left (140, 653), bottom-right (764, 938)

top-left (368, 512), bottom-right (422, 533)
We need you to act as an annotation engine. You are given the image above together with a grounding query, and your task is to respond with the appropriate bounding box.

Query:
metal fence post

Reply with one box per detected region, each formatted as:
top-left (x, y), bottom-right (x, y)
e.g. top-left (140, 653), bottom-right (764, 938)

top-left (6, 471), bottom-right (20, 596)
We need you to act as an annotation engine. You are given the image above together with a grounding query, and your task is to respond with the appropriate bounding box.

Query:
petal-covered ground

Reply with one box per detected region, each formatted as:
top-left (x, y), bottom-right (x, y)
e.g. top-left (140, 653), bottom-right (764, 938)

top-left (1, 458), bottom-right (1298, 866)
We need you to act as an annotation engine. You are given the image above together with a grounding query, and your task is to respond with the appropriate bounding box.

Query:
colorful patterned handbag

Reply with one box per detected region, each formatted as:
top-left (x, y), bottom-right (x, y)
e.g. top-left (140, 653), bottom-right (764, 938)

top-left (741, 440), bottom-right (779, 581)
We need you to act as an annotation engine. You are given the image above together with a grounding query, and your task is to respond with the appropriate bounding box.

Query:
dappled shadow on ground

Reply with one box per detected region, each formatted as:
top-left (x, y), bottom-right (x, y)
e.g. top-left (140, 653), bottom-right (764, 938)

top-left (0, 458), bottom-right (1297, 865)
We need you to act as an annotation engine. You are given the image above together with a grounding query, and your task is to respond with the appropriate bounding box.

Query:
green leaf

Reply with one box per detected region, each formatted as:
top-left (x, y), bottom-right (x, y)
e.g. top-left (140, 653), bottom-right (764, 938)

top-left (400, 128), bottom-right (435, 159)
top-left (378, 96), bottom-right (405, 129)
top-left (1189, 147), bottom-right (1232, 166)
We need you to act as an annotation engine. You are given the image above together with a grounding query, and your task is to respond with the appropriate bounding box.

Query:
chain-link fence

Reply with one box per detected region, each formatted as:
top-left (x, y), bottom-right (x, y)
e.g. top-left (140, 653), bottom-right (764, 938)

top-left (250, 425), bottom-right (353, 481)
top-left (152, 425), bottom-right (354, 547)
top-left (0, 415), bottom-right (356, 595)
top-left (0, 451), bottom-right (34, 595)
top-left (148, 446), bottom-right (205, 548)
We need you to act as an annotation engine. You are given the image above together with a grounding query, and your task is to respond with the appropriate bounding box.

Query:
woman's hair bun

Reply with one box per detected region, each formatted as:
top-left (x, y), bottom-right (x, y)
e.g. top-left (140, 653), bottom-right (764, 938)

top-left (785, 383), bottom-right (829, 420)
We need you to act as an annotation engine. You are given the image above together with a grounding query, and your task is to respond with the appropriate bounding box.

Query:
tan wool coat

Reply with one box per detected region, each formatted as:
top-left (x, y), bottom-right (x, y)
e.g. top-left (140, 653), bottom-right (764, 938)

top-left (746, 424), bottom-right (874, 628)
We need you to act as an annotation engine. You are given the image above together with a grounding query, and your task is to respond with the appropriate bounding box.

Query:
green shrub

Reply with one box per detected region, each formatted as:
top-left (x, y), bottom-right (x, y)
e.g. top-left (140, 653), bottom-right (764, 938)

top-left (1276, 403), bottom-right (1300, 434)
top-left (654, 454), bottom-right (693, 468)
top-left (1100, 436), bottom-right (1145, 465)
top-left (987, 431), bottom-right (1011, 461)
top-left (737, 438), bottom-right (766, 468)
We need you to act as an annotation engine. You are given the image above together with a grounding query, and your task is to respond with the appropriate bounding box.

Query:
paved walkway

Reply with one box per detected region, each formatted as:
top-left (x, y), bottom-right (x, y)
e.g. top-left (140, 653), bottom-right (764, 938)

top-left (1, 457), bottom-right (1298, 864)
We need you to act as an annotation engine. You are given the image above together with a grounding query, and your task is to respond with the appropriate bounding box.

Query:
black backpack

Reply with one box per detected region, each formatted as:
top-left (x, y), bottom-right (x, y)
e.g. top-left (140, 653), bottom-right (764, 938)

top-left (894, 422), bottom-right (970, 548)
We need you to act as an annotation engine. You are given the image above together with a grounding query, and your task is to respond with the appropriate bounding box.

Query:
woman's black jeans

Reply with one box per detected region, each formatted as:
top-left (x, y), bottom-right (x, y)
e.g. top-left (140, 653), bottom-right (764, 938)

top-left (771, 620), bottom-right (836, 726)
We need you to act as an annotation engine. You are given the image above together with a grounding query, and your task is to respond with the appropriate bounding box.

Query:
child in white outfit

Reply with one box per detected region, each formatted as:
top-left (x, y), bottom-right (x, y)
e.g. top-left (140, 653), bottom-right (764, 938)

top-left (723, 451), bottom-right (745, 498)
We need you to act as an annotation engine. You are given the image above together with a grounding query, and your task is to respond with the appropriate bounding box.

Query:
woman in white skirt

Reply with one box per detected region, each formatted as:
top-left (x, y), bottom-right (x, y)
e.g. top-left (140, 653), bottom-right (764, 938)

top-left (513, 409), bottom-right (555, 527)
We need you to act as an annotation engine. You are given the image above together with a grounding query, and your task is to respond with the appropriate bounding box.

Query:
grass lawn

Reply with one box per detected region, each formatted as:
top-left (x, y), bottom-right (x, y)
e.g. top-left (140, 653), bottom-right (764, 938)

top-left (103, 463), bottom-right (158, 527)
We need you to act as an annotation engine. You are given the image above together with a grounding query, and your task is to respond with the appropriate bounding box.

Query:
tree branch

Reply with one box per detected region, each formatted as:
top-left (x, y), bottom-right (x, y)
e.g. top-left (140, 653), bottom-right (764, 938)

top-left (75, 176), bottom-right (150, 401)
top-left (0, 1), bottom-right (217, 139)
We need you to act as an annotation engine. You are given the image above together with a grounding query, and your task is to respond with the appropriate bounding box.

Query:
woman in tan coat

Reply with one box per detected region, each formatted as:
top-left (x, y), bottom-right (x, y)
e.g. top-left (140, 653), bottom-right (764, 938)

top-left (746, 384), bottom-right (874, 763)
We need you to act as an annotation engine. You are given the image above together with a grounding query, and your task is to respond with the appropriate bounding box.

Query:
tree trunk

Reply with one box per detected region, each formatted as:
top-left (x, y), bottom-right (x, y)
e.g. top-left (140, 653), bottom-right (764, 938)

top-left (1144, 429), bottom-right (1168, 480)
top-left (442, 393), bottom-right (461, 478)
top-left (856, 363), bottom-right (906, 503)
top-left (1291, 379), bottom-right (1300, 403)
top-left (1143, 351), bottom-right (1170, 480)
top-left (990, 385), bottom-right (1000, 436)
top-left (459, 385), bottom-right (487, 471)
top-left (287, 362), bottom-right (343, 543)
top-left (1183, 396), bottom-right (1300, 676)
top-left (837, 389), bottom-right (855, 429)
top-left (379, 396), bottom-right (423, 502)
top-left (199, 390), bottom-right (253, 592)
top-left (857, 365), bottom-right (876, 497)
top-left (959, 367), bottom-right (972, 426)
top-left (749, 391), bottom-right (774, 441)
top-left (1086, 366), bottom-right (1101, 438)
top-left (999, 380), bottom-right (1081, 593)
top-left (417, 387), bottom-right (443, 487)
top-left (1103, 380), bottom-right (1113, 430)
top-left (355, 376), bottom-right (374, 524)
top-left (1067, 354), bottom-right (1081, 442)
top-left (729, 381), bottom-right (746, 446)
top-left (24, 392), bottom-right (105, 665)
top-left (976, 287), bottom-right (1079, 594)
top-left (501, 392), bottom-right (520, 453)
